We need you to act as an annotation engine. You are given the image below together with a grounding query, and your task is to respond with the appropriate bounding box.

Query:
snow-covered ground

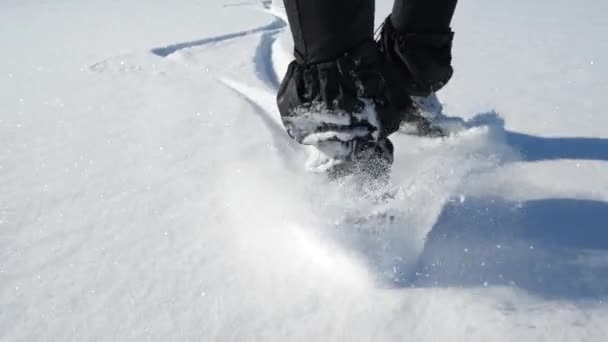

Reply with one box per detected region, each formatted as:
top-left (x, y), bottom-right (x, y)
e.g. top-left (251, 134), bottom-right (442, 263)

top-left (2, 0), bottom-right (608, 340)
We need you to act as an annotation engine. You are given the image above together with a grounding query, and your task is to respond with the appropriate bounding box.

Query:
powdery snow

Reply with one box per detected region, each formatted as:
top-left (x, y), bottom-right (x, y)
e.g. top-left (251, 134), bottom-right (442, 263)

top-left (1, 0), bottom-right (608, 341)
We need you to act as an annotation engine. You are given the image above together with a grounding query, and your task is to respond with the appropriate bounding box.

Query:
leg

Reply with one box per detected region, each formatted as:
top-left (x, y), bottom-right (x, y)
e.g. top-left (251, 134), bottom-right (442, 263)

top-left (379, 0), bottom-right (459, 95)
top-left (391, 0), bottom-right (458, 33)
top-left (282, 0), bottom-right (374, 64)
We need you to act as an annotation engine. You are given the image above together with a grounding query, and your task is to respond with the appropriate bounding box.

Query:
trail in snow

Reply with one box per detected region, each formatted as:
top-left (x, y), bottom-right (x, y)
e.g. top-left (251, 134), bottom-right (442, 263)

top-left (3, 0), bottom-right (608, 340)
top-left (218, 2), bottom-right (608, 296)
top-left (203, 3), bottom-right (521, 283)
top-left (87, 0), bottom-right (606, 290)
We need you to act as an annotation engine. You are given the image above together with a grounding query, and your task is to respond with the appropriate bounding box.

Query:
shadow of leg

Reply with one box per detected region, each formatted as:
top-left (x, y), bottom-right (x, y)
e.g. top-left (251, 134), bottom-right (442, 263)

top-left (409, 197), bottom-right (608, 300)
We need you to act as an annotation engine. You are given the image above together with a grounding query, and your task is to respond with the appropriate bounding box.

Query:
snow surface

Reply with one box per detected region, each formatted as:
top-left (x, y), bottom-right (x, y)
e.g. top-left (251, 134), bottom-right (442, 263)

top-left (2, 0), bottom-right (608, 340)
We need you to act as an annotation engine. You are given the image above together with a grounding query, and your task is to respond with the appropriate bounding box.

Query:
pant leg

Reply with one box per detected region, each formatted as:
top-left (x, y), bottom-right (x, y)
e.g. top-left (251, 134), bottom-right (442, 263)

top-left (391, 0), bottom-right (458, 33)
top-left (282, 0), bottom-right (375, 65)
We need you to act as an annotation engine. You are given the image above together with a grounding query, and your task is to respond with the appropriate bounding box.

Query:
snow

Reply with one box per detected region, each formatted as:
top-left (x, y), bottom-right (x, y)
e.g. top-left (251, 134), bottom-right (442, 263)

top-left (1, 0), bottom-right (608, 340)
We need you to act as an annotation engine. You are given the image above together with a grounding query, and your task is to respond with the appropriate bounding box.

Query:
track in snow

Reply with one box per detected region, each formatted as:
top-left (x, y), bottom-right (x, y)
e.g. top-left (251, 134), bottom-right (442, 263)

top-left (85, 0), bottom-right (608, 295)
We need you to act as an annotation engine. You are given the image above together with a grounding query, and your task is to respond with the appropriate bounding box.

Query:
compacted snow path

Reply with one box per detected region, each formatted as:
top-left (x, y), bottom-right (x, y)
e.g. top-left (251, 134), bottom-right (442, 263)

top-left (1, 0), bottom-right (608, 340)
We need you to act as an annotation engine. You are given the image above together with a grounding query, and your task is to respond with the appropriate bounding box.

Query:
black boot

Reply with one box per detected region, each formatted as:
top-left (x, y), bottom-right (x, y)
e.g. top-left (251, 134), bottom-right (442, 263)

top-left (376, 16), bottom-right (456, 136)
top-left (276, 40), bottom-right (413, 177)
top-left (377, 16), bottom-right (455, 97)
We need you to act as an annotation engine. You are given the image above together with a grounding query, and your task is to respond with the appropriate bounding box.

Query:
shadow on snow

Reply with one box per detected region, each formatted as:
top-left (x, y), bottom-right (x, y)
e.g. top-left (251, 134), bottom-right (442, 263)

top-left (378, 112), bottom-right (608, 300)
top-left (466, 111), bottom-right (608, 162)
top-left (207, 6), bottom-right (608, 300)
top-left (400, 197), bottom-right (608, 300)
top-left (151, 18), bottom-right (284, 57)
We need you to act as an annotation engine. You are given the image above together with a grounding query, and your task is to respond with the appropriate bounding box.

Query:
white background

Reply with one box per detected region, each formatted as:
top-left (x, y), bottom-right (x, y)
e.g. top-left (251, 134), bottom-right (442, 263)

top-left (1, 0), bottom-right (607, 340)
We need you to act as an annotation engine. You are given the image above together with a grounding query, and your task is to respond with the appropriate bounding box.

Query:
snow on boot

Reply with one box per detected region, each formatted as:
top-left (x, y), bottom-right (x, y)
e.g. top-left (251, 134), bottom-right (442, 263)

top-left (276, 40), bottom-right (414, 176)
top-left (326, 138), bottom-right (394, 182)
top-left (409, 93), bottom-right (468, 135)
top-left (400, 93), bottom-right (446, 137)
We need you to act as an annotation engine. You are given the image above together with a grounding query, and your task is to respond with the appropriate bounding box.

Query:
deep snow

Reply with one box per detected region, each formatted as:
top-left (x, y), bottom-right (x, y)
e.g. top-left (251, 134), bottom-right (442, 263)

top-left (1, 0), bottom-right (608, 340)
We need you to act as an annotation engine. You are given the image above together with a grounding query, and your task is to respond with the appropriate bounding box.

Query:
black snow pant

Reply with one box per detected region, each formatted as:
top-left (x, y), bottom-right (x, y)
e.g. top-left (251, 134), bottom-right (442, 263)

top-left (283, 0), bottom-right (458, 65)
